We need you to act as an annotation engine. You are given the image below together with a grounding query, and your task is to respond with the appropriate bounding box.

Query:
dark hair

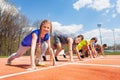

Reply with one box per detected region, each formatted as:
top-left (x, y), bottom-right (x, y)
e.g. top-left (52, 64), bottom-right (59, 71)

top-left (91, 37), bottom-right (97, 43)
top-left (77, 34), bottom-right (84, 40)
top-left (73, 34), bottom-right (84, 45)
top-left (103, 44), bottom-right (107, 47)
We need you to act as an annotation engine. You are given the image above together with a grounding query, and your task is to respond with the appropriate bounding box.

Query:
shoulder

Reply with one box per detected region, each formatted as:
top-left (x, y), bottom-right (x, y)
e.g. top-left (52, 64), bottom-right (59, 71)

top-left (31, 29), bottom-right (40, 36)
top-left (44, 33), bottom-right (50, 40)
top-left (45, 33), bottom-right (50, 37)
top-left (32, 29), bottom-right (40, 33)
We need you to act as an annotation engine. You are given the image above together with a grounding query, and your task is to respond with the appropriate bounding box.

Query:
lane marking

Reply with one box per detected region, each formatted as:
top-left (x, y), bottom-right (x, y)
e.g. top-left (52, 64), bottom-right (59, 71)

top-left (73, 62), bottom-right (120, 68)
top-left (0, 56), bottom-right (120, 79)
top-left (1, 61), bottom-right (120, 79)
top-left (0, 62), bottom-right (71, 79)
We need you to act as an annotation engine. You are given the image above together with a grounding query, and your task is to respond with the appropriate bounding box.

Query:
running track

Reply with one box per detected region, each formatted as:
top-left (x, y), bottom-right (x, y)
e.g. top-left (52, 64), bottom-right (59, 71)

top-left (0, 55), bottom-right (120, 80)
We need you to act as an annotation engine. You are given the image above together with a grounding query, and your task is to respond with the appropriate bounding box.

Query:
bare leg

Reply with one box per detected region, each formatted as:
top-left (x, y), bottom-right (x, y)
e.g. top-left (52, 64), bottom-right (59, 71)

top-left (54, 43), bottom-right (62, 61)
top-left (67, 37), bottom-right (74, 62)
top-left (55, 43), bottom-right (62, 56)
top-left (7, 44), bottom-right (30, 64)
top-left (36, 42), bottom-right (48, 62)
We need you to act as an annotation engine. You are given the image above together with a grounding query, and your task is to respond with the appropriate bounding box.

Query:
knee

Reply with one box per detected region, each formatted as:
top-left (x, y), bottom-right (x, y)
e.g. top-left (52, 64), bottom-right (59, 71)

top-left (14, 53), bottom-right (21, 58)
top-left (42, 42), bottom-right (48, 49)
top-left (57, 46), bottom-right (62, 51)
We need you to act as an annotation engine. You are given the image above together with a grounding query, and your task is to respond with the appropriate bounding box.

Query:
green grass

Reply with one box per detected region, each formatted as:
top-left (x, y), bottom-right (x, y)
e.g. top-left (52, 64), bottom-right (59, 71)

top-left (105, 52), bottom-right (120, 55)
top-left (0, 56), bottom-right (8, 58)
top-left (0, 52), bottom-right (120, 58)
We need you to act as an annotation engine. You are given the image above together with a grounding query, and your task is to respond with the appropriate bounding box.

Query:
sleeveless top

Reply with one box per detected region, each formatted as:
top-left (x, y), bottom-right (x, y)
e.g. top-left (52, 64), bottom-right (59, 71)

top-left (77, 40), bottom-right (87, 50)
top-left (21, 29), bottom-right (49, 46)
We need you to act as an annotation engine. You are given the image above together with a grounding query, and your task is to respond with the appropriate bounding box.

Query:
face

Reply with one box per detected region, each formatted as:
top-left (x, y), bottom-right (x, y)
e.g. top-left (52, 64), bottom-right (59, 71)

top-left (74, 37), bottom-right (82, 44)
top-left (91, 40), bottom-right (96, 43)
top-left (41, 23), bottom-right (51, 34)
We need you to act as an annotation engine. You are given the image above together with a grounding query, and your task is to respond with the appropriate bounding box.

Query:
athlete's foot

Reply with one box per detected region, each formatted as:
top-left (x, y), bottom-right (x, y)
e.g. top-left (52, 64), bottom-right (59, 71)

top-left (55, 56), bottom-right (59, 61)
top-left (36, 62), bottom-right (46, 67)
top-left (70, 59), bottom-right (74, 62)
top-left (35, 58), bottom-right (39, 65)
top-left (53, 60), bottom-right (56, 66)
top-left (79, 58), bottom-right (84, 61)
top-left (63, 54), bottom-right (66, 58)
top-left (27, 67), bottom-right (37, 71)
top-left (99, 55), bottom-right (104, 58)
top-left (6, 59), bottom-right (11, 65)
top-left (42, 56), bottom-right (47, 61)
top-left (80, 55), bottom-right (85, 58)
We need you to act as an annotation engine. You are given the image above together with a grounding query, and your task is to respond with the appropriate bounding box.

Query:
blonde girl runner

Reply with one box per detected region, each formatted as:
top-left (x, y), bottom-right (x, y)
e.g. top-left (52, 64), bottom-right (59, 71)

top-left (6, 20), bottom-right (55, 70)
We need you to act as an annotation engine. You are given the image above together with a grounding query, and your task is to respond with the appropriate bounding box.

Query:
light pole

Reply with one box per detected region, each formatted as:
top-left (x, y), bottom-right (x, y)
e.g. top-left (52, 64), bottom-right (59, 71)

top-left (97, 24), bottom-right (102, 45)
top-left (112, 29), bottom-right (115, 53)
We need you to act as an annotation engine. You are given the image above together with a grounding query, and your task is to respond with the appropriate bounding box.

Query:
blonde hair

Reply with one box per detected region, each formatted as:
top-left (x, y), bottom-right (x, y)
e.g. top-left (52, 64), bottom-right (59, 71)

top-left (39, 19), bottom-right (52, 35)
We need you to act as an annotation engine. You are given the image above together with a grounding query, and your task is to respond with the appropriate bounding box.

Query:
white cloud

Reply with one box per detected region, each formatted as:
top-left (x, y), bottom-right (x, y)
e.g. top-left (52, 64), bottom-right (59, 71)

top-left (51, 21), bottom-right (120, 46)
top-left (73, 0), bottom-right (120, 18)
top-left (73, 0), bottom-right (120, 21)
top-left (52, 21), bottom-right (83, 36)
top-left (73, 0), bottom-right (92, 10)
top-left (52, 21), bottom-right (120, 46)
top-left (102, 9), bottom-right (110, 16)
top-left (112, 13), bottom-right (117, 18)
top-left (116, 0), bottom-right (120, 13)
top-left (73, 0), bottom-right (111, 11)
top-left (88, 0), bottom-right (111, 11)
top-left (105, 9), bottom-right (110, 14)
top-left (83, 28), bottom-right (120, 46)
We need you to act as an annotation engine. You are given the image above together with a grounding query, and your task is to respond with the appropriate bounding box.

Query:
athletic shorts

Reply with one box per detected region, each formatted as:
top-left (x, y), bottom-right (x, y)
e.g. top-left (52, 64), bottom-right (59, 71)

top-left (53, 35), bottom-right (68, 47)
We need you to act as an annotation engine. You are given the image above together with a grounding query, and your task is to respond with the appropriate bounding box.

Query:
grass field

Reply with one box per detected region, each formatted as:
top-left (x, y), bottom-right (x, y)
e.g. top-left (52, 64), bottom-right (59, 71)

top-left (0, 56), bottom-right (8, 58)
top-left (105, 52), bottom-right (120, 55)
top-left (0, 52), bottom-right (120, 58)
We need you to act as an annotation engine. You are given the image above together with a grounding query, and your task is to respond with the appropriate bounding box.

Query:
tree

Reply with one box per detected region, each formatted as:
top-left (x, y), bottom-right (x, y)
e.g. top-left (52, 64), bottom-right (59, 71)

top-left (0, 0), bottom-right (31, 56)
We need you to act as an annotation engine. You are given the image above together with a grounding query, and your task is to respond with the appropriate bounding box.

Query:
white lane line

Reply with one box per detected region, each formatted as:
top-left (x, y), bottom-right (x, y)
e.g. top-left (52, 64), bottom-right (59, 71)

top-left (73, 62), bottom-right (120, 68)
top-left (0, 62), bottom-right (71, 79)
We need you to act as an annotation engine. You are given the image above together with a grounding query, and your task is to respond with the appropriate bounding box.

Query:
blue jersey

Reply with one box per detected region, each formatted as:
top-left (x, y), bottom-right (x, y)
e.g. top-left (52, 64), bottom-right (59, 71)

top-left (21, 29), bottom-right (49, 46)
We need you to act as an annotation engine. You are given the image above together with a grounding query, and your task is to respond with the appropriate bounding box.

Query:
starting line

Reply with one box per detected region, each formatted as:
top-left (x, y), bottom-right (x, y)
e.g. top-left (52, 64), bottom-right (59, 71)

top-left (0, 61), bottom-right (120, 79)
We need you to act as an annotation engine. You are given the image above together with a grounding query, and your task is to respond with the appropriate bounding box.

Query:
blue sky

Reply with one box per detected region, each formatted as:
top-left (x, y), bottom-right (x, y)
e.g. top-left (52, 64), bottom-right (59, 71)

top-left (10, 0), bottom-right (120, 30)
top-left (1, 0), bottom-right (120, 46)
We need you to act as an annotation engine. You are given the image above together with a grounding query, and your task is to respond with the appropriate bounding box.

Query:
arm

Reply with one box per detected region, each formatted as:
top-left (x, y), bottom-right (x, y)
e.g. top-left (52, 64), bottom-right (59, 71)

top-left (101, 46), bottom-right (105, 56)
top-left (46, 38), bottom-right (56, 65)
top-left (46, 38), bottom-right (51, 52)
top-left (90, 42), bottom-right (97, 58)
top-left (30, 33), bottom-right (38, 69)
top-left (74, 44), bottom-right (82, 60)
top-left (86, 40), bottom-right (93, 58)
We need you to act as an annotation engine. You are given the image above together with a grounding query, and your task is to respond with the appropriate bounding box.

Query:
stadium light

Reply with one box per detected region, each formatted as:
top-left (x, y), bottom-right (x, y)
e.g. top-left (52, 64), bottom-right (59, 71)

top-left (97, 24), bottom-right (102, 45)
top-left (112, 29), bottom-right (116, 53)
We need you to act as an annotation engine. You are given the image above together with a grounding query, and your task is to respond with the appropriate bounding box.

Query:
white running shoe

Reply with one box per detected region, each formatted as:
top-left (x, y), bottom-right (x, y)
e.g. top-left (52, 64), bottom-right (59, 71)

top-left (6, 59), bottom-right (11, 65)
top-left (36, 62), bottom-right (46, 66)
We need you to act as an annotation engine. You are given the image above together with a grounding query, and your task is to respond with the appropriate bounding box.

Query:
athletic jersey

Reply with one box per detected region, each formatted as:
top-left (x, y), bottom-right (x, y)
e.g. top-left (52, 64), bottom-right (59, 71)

top-left (87, 40), bottom-right (96, 49)
top-left (21, 29), bottom-right (49, 46)
top-left (77, 40), bottom-right (87, 50)
top-left (87, 40), bottom-right (96, 47)
top-left (86, 40), bottom-right (91, 45)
